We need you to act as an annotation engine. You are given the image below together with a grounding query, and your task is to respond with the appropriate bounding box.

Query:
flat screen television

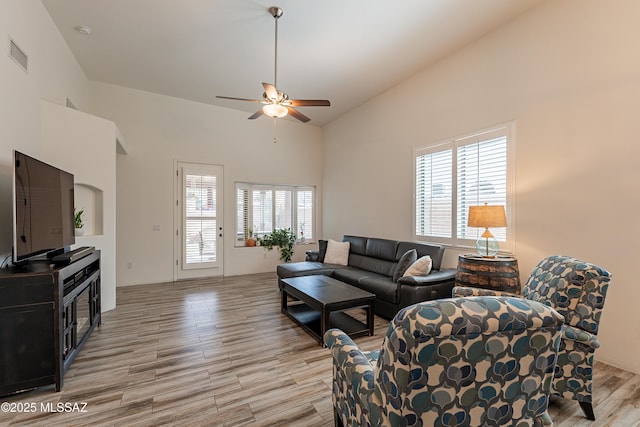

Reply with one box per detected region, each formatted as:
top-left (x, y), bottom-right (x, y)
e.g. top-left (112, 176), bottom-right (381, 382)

top-left (12, 150), bottom-right (75, 264)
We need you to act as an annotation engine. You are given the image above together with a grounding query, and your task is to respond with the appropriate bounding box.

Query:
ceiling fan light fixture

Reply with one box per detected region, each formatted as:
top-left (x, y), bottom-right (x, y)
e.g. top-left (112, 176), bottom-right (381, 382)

top-left (263, 103), bottom-right (288, 118)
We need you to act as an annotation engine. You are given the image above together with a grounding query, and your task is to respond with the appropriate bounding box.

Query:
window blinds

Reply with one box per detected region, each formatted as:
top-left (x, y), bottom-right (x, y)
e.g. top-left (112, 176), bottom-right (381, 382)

top-left (415, 125), bottom-right (510, 245)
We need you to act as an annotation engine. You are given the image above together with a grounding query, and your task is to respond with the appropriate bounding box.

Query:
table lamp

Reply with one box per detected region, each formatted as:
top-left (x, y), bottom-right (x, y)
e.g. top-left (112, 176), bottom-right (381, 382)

top-left (468, 203), bottom-right (507, 257)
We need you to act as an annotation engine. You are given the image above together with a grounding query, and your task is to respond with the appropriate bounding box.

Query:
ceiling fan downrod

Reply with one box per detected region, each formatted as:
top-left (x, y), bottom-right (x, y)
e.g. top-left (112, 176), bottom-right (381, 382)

top-left (268, 6), bottom-right (283, 91)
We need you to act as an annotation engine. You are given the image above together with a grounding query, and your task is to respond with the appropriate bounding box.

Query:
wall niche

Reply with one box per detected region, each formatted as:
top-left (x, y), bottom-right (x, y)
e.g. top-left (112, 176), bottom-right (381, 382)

top-left (74, 183), bottom-right (103, 236)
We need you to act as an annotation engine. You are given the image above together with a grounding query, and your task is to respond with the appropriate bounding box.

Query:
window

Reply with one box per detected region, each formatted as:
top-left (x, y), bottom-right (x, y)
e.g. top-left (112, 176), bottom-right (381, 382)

top-left (184, 173), bottom-right (217, 264)
top-left (414, 124), bottom-right (514, 251)
top-left (236, 183), bottom-right (315, 245)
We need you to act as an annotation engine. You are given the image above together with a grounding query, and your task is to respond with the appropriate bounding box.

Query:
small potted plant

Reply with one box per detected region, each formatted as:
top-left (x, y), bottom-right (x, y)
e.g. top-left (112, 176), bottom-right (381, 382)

top-left (246, 227), bottom-right (256, 247)
top-left (74, 208), bottom-right (84, 236)
top-left (257, 228), bottom-right (296, 262)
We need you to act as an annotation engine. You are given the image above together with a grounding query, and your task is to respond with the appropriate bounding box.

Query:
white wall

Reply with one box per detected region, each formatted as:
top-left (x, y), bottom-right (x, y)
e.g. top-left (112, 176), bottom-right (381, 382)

top-left (88, 82), bottom-right (322, 286)
top-left (1, 1), bottom-right (118, 312)
top-left (322, 0), bottom-right (640, 374)
top-left (0, 0), bottom-right (90, 259)
top-left (40, 101), bottom-right (118, 312)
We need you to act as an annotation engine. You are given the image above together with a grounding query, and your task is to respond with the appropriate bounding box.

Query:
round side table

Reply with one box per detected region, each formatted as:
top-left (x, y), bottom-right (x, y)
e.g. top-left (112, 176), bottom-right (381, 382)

top-left (455, 254), bottom-right (521, 294)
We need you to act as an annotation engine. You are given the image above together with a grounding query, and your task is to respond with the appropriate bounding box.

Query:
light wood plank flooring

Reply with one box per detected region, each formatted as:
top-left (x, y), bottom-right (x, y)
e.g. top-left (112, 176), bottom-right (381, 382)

top-left (1, 273), bottom-right (638, 426)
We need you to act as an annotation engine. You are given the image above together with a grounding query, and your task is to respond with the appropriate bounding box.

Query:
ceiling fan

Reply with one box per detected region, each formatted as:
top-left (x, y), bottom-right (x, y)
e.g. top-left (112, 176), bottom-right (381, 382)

top-left (216, 6), bottom-right (330, 123)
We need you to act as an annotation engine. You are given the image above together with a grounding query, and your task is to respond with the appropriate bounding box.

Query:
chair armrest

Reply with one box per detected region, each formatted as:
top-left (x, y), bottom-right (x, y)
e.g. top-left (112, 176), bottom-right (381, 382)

top-left (324, 329), bottom-right (377, 425)
top-left (324, 329), bottom-right (376, 373)
top-left (452, 286), bottom-right (519, 298)
top-left (397, 268), bottom-right (456, 286)
top-left (563, 324), bottom-right (600, 349)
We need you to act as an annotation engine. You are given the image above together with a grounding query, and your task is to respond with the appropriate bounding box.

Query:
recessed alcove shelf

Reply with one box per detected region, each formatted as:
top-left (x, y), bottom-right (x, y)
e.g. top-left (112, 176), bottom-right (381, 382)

top-left (74, 183), bottom-right (104, 236)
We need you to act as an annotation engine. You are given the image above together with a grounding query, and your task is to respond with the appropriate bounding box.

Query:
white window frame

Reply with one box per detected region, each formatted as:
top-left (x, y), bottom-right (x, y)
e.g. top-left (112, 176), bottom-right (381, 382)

top-left (413, 122), bottom-right (515, 253)
top-left (235, 182), bottom-right (315, 246)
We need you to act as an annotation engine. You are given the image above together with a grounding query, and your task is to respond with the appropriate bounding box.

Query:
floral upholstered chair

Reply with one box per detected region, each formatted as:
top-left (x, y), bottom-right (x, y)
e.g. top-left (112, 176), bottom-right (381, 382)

top-left (324, 296), bottom-right (563, 427)
top-left (453, 255), bottom-right (611, 420)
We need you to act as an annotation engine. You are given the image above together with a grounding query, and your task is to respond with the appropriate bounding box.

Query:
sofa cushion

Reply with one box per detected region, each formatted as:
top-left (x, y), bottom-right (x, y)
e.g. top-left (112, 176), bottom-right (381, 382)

top-left (317, 240), bottom-right (328, 262)
top-left (276, 261), bottom-right (337, 279)
top-left (332, 267), bottom-right (372, 287)
top-left (324, 239), bottom-right (350, 265)
top-left (403, 255), bottom-right (433, 277)
top-left (393, 249), bottom-right (417, 282)
top-left (365, 238), bottom-right (398, 262)
top-left (343, 235), bottom-right (367, 255)
top-left (348, 253), bottom-right (396, 277)
top-left (357, 274), bottom-right (399, 303)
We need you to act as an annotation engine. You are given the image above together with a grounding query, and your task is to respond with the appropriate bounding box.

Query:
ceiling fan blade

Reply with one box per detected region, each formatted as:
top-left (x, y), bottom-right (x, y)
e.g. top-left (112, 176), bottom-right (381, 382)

top-left (216, 95), bottom-right (263, 103)
top-left (262, 82), bottom-right (279, 101)
top-left (248, 109), bottom-right (264, 120)
top-left (286, 107), bottom-right (311, 123)
top-left (289, 99), bottom-right (331, 107)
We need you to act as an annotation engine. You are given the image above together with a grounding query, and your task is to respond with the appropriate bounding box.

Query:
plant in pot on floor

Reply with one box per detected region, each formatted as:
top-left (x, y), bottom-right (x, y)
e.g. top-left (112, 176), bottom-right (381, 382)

top-left (74, 208), bottom-right (84, 236)
top-left (258, 228), bottom-right (296, 262)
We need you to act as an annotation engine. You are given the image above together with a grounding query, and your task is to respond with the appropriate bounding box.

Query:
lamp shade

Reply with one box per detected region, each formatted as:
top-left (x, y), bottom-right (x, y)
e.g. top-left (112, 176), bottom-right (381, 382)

top-left (468, 203), bottom-right (506, 257)
top-left (263, 103), bottom-right (288, 118)
top-left (468, 204), bottom-right (507, 228)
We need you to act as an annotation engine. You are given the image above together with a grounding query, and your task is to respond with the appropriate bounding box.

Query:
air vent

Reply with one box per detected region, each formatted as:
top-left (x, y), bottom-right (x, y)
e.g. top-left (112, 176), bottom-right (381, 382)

top-left (9, 38), bottom-right (28, 72)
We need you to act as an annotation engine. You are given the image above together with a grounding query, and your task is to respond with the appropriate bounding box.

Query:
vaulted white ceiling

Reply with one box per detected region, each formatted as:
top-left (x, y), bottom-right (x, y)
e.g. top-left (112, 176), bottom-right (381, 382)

top-left (42, 0), bottom-right (545, 126)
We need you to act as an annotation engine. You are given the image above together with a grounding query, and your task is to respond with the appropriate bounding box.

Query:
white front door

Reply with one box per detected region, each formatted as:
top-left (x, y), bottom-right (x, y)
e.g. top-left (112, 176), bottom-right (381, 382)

top-left (175, 162), bottom-right (223, 280)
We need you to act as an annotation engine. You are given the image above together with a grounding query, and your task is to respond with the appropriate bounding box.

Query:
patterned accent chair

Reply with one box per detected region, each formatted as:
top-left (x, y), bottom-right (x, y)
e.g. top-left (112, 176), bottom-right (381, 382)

top-left (324, 296), bottom-right (563, 427)
top-left (453, 255), bottom-right (611, 420)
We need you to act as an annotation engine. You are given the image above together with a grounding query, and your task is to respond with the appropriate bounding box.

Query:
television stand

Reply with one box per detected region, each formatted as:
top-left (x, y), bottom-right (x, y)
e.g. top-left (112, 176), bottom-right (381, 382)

top-left (0, 250), bottom-right (101, 395)
top-left (51, 246), bottom-right (95, 265)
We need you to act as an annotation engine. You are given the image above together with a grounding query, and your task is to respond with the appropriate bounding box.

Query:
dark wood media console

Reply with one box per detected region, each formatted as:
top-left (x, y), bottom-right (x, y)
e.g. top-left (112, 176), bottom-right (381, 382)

top-left (0, 249), bottom-right (101, 395)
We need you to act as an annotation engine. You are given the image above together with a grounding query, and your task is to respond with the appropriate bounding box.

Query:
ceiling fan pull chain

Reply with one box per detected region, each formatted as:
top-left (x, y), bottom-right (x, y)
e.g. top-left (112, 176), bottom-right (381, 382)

top-left (273, 117), bottom-right (278, 143)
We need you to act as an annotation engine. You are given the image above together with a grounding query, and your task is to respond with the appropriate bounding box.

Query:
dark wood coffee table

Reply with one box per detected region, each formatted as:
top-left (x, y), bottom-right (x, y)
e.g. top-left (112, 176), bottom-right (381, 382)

top-left (280, 275), bottom-right (375, 346)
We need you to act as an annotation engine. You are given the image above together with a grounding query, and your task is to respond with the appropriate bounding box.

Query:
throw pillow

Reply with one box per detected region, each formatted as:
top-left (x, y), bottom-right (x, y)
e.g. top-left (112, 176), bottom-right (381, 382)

top-left (392, 249), bottom-right (418, 282)
top-left (403, 255), bottom-right (433, 277)
top-left (323, 239), bottom-right (350, 266)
